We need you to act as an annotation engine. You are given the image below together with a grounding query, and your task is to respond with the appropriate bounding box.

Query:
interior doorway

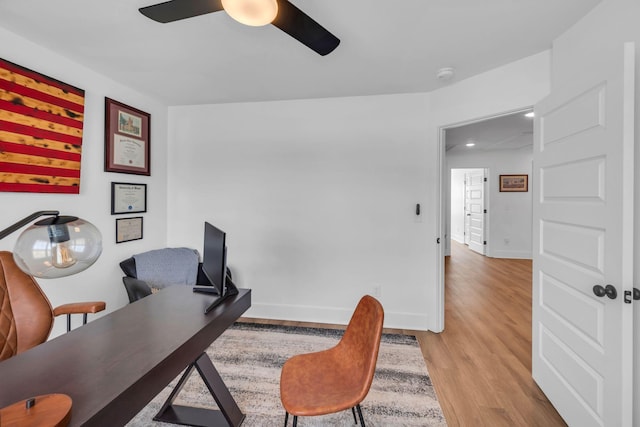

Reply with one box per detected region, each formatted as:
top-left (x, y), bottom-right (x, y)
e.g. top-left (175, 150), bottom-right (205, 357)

top-left (442, 109), bottom-right (534, 259)
top-left (436, 108), bottom-right (534, 332)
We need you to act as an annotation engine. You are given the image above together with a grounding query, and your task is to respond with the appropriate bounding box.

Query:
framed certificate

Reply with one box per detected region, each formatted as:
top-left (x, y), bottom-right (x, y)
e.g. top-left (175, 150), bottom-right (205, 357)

top-left (105, 98), bottom-right (150, 176)
top-left (111, 182), bottom-right (147, 214)
top-left (116, 217), bottom-right (143, 243)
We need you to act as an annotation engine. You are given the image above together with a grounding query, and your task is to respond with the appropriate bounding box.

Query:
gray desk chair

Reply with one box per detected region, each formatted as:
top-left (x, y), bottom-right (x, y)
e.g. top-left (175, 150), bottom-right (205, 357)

top-left (119, 254), bottom-right (231, 303)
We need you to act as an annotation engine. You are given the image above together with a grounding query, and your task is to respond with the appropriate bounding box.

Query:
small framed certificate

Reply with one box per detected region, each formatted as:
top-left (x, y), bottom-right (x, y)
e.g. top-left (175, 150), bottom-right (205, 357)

top-left (116, 217), bottom-right (143, 243)
top-left (111, 182), bottom-right (147, 214)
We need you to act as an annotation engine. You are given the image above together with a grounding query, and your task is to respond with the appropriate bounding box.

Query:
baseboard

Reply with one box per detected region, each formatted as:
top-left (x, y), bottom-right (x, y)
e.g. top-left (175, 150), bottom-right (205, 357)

top-left (489, 249), bottom-right (532, 259)
top-left (245, 302), bottom-right (431, 331)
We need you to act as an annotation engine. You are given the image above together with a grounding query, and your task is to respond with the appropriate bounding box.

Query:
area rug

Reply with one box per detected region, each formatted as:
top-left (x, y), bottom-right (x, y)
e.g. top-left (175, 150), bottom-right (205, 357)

top-left (127, 323), bottom-right (447, 426)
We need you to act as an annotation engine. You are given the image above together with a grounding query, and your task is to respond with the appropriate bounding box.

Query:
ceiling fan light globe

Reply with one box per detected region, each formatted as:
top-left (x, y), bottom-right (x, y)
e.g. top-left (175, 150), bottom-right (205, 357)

top-left (222, 0), bottom-right (278, 27)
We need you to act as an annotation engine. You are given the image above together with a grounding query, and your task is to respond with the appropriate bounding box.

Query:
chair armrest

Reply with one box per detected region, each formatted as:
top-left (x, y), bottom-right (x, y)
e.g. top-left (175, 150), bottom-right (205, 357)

top-left (53, 301), bottom-right (106, 316)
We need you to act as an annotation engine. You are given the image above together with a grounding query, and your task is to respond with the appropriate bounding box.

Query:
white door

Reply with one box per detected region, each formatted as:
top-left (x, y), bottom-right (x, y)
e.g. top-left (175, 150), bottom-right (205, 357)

top-left (466, 169), bottom-right (485, 255)
top-left (532, 43), bottom-right (635, 426)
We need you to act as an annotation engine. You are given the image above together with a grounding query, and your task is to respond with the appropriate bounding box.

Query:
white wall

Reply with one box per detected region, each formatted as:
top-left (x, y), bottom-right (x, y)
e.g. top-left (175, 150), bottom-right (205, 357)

top-left (0, 24), bottom-right (550, 337)
top-left (429, 52), bottom-right (551, 127)
top-left (547, 0), bottom-right (640, 423)
top-left (166, 52), bottom-right (550, 331)
top-left (0, 26), bottom-right (552, 336)
top-left (447, 149), bottom-right (533, 259)
top-left (0, 27), bottom-right (170, 337)
top-left (167, 93), bottom-right (433, 330)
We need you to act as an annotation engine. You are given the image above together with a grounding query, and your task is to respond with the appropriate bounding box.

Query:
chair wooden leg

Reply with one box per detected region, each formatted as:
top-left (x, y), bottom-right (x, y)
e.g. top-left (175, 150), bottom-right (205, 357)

top-left (284, 412), bottom-right (288, 427)
top-left (352, 407), bottom-right (358, 424)
top-left (356, 404), bottom-right (366, 427)
top-left (293, 415), bottom-right (298, 427)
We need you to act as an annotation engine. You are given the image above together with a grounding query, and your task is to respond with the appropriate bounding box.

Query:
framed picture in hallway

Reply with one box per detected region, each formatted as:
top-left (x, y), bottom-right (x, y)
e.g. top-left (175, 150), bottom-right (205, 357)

top-left (499, 174), bottom-right (528, 192)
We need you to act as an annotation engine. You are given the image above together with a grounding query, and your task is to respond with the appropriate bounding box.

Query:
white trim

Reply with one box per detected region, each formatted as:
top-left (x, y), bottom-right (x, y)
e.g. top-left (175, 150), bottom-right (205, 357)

top-left (434, 126), bottom-right (446, 333)
top-left (245, 303), bottom-right (430, 331)
top-left (490, 250), bottom-right (532, 259)
top-left (620, 41), bottom-right (635, 427)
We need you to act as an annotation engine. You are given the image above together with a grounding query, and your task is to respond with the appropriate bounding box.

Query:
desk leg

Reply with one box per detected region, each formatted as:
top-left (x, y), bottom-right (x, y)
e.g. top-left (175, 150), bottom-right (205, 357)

top-left (154, 352), bottom-right (245, 427)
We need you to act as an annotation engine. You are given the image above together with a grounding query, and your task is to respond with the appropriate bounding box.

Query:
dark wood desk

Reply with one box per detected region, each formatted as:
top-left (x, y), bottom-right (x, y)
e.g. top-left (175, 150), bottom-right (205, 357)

top-left (0, 286), bottom-right (251, 426)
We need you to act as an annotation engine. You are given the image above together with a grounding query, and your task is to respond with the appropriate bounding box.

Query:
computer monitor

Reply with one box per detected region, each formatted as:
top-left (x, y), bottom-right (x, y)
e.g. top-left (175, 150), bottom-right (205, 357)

top-left (202, 221), bottom-right (226, 295)
top-left (196, 222), bottom-right (238, 314)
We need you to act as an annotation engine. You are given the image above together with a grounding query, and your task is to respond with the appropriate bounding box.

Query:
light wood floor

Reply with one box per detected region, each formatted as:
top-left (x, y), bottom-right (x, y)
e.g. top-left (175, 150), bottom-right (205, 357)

top-left (243, 241), bottom-right (566, 426)
top-left (416, 241), bottom-right (566, 426)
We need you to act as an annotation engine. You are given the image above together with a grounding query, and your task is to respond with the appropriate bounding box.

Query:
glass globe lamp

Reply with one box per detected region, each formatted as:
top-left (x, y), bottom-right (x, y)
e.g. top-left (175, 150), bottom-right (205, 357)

top-left (12, 216), bottom-right (102, 278)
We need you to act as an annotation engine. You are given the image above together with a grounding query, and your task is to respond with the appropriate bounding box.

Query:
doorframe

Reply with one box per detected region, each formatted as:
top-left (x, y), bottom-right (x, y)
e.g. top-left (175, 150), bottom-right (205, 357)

top-left (435, 107), bottom-right (533, 332)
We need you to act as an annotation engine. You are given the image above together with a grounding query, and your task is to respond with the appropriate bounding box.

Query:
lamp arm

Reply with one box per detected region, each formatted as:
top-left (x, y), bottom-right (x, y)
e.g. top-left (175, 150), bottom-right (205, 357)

top-left (0, 211), bottom-right (60, 240)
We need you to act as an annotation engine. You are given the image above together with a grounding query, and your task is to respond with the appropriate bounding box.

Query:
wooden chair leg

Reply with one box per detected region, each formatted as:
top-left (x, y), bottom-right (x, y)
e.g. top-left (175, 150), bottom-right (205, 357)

top-left (356, 404), bottom-right (366, 427)
top-left (293, 415), bottom-right (298, 427)
top-left (284, 412), bottom-right (288, 427)
top-left (351, 407), bottom-right (358, 424)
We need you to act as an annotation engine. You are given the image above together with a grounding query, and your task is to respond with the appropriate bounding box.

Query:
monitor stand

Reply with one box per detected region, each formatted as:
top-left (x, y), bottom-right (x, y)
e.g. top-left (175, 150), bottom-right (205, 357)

top-left (204, 277), bottom-right (239, 314)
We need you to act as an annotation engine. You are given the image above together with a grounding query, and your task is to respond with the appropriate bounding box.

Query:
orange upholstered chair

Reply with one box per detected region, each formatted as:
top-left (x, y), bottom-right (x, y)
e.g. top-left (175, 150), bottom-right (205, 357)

top-left (0, 251), bottom-right (105, 361)
top-left (279, 295), bottom-right (384, 427)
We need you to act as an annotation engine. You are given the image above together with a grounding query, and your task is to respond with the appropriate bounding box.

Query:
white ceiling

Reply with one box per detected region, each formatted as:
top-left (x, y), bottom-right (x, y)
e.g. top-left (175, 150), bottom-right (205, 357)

top-left (0, 0), bottom-right (600, 106)
top-left (445, 110), bottom-right (534, 153)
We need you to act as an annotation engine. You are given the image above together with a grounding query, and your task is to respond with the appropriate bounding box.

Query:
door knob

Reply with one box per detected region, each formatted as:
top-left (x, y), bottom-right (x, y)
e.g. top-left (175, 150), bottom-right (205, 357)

top-left (593, 284), bottom-right (617, 299)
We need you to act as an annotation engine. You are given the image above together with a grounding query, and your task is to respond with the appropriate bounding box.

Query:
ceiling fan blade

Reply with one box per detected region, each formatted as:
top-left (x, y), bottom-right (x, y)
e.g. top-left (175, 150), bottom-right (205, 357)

top-left (272, 0), bottom-right (340, 56)
top-left (139, 0), bottom-right (224, 23)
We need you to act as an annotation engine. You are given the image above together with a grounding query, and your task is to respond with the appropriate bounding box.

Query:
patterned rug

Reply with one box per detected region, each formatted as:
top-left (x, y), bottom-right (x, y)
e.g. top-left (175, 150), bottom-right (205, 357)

top-left (127, 323), bottom-right (447, 426)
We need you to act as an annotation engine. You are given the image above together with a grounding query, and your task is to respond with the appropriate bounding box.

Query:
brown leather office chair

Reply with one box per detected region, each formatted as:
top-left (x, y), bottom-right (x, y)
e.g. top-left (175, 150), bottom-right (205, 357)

top-left (279, 295), bottom-right (384, 427)
top-left (0, 251), bottom-right (105, 361)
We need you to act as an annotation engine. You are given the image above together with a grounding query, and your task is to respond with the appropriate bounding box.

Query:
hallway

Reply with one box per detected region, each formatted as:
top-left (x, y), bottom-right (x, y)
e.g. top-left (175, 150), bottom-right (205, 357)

top-left (415, 242), bottom-right (566, 426)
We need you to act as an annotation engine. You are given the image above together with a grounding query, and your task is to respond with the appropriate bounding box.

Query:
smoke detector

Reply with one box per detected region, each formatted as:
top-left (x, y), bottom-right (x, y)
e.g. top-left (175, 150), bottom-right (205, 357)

top-left (436, 67), bottom-right (455, 81)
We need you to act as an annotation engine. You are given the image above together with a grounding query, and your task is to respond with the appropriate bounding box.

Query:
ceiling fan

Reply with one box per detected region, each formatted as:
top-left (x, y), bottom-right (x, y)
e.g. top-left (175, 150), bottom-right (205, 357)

top-left (139, 0), bottom-right (340, 56)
